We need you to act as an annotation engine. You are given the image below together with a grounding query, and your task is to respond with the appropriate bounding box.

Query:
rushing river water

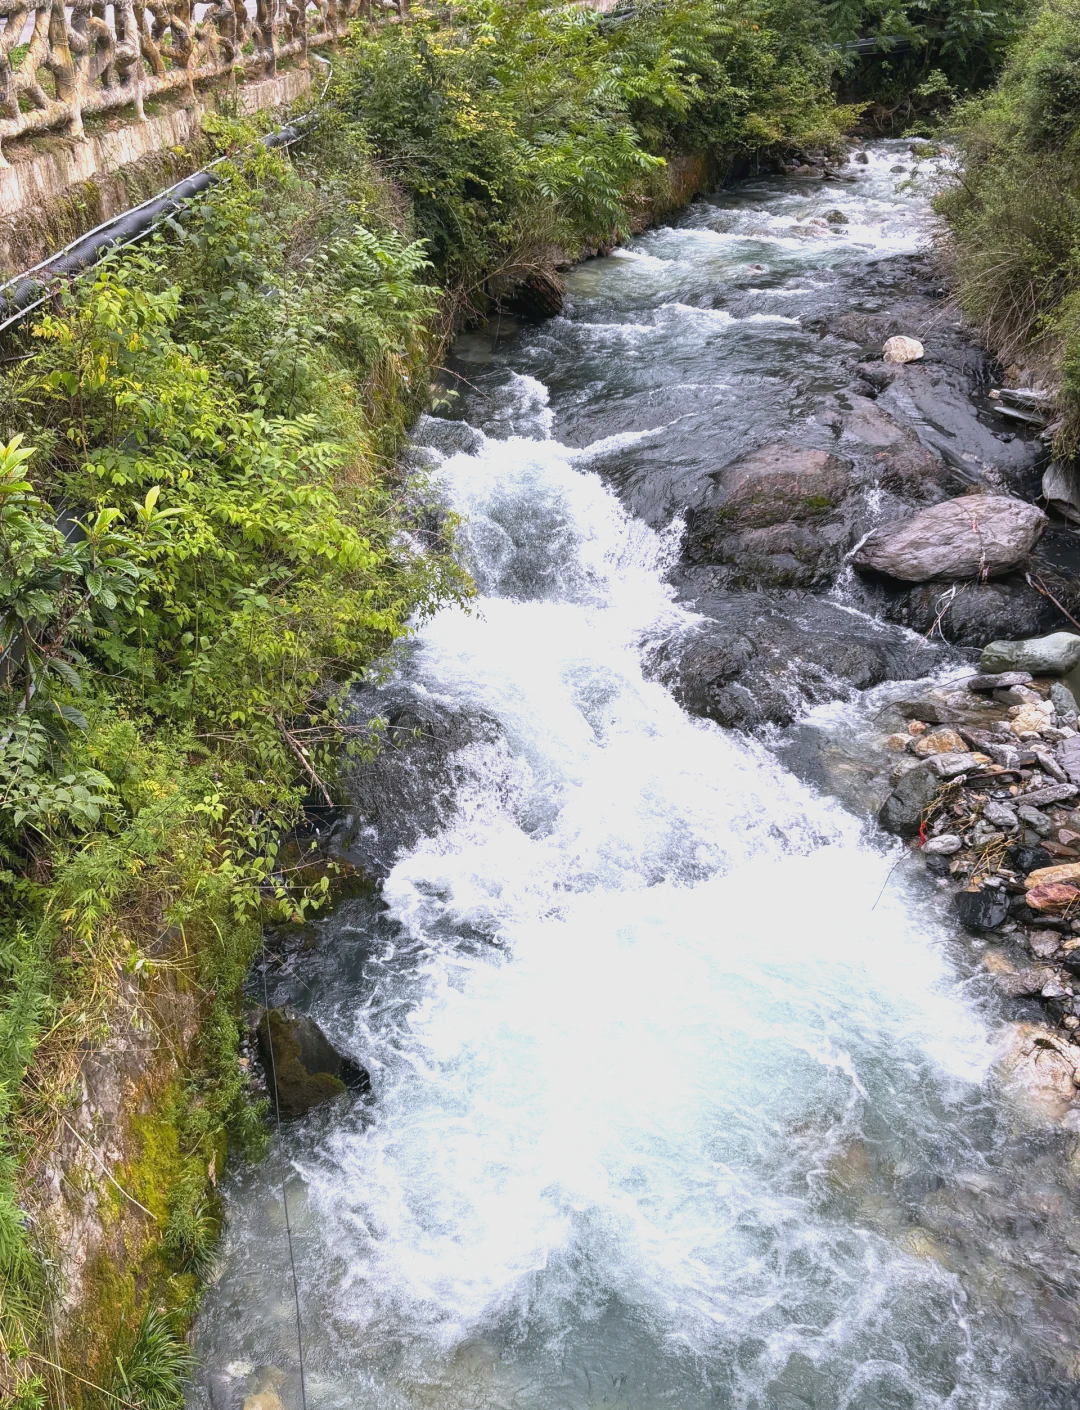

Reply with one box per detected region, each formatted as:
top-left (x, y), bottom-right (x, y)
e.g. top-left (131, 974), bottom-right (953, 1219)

top-left (192, 145), bottom-right (1080, 1410)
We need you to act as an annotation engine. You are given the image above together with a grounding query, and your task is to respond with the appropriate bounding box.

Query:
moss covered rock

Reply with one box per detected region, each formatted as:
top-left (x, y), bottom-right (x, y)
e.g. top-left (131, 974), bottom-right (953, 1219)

top-left (257, 1008), bottom-right (370, 1120)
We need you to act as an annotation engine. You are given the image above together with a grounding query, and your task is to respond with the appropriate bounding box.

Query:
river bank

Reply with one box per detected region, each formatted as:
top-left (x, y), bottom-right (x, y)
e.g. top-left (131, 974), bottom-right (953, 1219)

top-left (189, 141), bottom-right (1080, 1410)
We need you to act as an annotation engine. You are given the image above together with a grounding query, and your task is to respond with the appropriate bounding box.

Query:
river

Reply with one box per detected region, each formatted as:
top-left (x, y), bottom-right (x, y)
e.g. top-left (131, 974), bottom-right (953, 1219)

top-left (190, 142), bottom-right (1080, 1410)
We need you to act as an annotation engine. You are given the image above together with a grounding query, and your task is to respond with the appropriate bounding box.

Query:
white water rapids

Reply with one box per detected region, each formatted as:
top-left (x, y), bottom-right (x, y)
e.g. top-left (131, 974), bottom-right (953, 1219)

top-left (192, 146), bottom-right (1076, 1410)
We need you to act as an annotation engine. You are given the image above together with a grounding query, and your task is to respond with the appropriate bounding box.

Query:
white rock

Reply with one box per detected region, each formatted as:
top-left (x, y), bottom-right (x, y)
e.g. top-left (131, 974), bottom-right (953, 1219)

top-left (983, 801), bottom-right (1019, 828)
top-left (981, 631), bottom-right (1080, 676)
top-left (883, 335), bottom-right (924, 364)
top-left (924, 834), bottom-right (962, 854)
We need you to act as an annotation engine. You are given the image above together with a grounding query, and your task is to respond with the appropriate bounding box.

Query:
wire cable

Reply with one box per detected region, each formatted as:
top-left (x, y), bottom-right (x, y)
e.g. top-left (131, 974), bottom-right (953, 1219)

top-left (259, 946), bottom-right (309, 1410)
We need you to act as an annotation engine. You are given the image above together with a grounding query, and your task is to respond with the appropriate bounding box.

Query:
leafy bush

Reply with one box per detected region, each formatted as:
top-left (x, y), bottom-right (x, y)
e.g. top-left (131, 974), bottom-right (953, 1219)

top-left (331, 0), bottom-right (851, 296)
top-left (0, 132), bottom-right (468, 1401)
top-left (829, 0), bottom-right (1031, 128)
top-left (937, 0), bottom-right (1080, 449)
top-left (114, 1308), bottom-right (194, 1410)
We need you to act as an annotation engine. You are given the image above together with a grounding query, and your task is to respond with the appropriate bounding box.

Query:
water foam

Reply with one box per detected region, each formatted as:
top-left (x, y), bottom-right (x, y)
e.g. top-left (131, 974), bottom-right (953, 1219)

top-left (194, 140), bottom-right (1014, 1410)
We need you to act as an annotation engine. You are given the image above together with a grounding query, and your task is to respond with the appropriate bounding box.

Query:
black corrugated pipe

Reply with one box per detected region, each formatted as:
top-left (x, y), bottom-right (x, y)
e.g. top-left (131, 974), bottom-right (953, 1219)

top-left (0, 110), bottom-right (315, 336)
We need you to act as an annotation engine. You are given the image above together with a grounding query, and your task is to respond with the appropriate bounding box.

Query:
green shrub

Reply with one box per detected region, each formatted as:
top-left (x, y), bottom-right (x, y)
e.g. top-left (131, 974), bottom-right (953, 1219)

top-left (331, 0), bottom-right (852, 296)
top-left (937, 0), bottom-right (1080, 450)
top-left (829, 0), bottom-right (1031, 127)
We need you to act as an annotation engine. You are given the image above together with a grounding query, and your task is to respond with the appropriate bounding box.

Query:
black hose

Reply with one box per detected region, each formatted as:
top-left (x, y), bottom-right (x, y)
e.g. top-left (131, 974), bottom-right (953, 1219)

top-left (0, 119), bottom-right (309, 334)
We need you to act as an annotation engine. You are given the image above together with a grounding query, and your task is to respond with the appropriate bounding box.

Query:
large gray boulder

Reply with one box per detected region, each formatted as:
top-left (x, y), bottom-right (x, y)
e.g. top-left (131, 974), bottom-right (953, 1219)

top-left (852, 495), bottom-right (1046, 581)
top-left (979, 632), bottom-right (1080, 676)
top-left (879, 760), bottom-right (942, 835)
top-left (686, 444), bottom-right (855, 589)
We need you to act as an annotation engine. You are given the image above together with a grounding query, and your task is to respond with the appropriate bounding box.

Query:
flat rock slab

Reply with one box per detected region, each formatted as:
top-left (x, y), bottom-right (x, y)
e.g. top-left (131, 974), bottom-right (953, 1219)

top-left (966, 671), bottom-right (1034, 692)
top-left (1016, 782), bottom-right (1078, 808)
top-left (980, 631), bottom-right (1080, 677)
top-left (853, 495), bottom-right (1047, 582)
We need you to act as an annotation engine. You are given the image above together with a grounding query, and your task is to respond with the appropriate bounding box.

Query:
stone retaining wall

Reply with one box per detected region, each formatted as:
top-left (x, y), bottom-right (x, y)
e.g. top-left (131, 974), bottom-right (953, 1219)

top-left (0, 66), bottom-right (309, 276)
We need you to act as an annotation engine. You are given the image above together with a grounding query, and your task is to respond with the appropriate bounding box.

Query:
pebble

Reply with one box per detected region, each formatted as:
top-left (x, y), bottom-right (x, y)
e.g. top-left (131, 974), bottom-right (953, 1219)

top-left (883, 733), bottom-right (909, 751)
top-left (984, 801), bottom-right (1019, 828)
top-left (1051, 679), bottom-right (1079, 724)
top-left (994, 685), bottom-right (1042, 706)
top-left (928, 752), bottom-right (977, 780)
top-left (1030, 931), bottom-right (1063, 958)
top-left (1026, 860), bottom-right (1080, 887)
top-left (913, 728), bottom-right (968, 756)
top-left (1027, 882), bottom-right (1080, 913)
top-left (883, 336), bottom-right (925, 364)
top-left (1011, 702), bottom-right (1056, 736)
top-left (1020, 782), bottom-right (1077, 807)
top-left (924, 834), bottom-right (962, 854)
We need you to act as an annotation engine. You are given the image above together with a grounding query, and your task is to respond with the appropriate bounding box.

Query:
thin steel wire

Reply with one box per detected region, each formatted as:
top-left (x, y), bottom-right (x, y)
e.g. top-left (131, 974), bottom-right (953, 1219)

top-left (259, 948), bottom-right (309, 1410)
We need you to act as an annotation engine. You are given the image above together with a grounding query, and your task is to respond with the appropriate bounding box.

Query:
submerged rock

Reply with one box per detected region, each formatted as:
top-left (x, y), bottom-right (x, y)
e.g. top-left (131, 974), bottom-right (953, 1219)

top-left (257, 1007), bottom-right (370, 1121)
top-left (1000, 1022), bottom-right (1079, 1122)
top-left (980, 632), bottom-right (1080, 676)
top-left (852, 496), bottom-right (1047, 582)
top-left (996, 967), bottom-right (1058, 998)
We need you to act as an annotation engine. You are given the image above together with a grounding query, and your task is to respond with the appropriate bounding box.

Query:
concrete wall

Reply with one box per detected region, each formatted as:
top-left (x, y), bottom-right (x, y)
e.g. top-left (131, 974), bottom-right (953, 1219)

top-left (0, 68), bottom-right (311, 278)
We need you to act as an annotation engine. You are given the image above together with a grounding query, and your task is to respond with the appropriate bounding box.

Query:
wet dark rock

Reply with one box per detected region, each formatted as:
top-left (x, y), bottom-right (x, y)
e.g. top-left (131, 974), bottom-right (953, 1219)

top-left (257, 1007), bottom-right (370, 1120)
top-left (333, 689), bottom-right (508, 874)
top-left (876, 360), bottom-right (1043, 484)
top-left (879, 761), bottom-right (941, 835)
top-left (854, 361), bottom-right (897, 393)
top-left (1010, 892), bottom-right (1071, 928)
top-left (955, 887), bottom-right (1011, 931)
top-left (881, 576), bottom-right (1063, 647)
top-left (852, 496), bottom-right (1047, 582)
top-left (653, 584), bottom-right (950, 731)
top-left (926, 852), bottom-right (953, 876)
top-left (1009, 845), bottom-right (1055, 874)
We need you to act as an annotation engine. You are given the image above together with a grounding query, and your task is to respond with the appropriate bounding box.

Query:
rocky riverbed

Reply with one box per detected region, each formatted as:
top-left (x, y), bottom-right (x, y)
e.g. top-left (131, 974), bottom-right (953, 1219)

top-left (192, 142), bottom-right (1080, 1410)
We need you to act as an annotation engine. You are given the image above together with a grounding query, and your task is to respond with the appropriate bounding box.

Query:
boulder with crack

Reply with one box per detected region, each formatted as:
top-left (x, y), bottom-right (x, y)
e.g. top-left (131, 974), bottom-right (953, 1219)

top-left (853, 495), bottom-right (1047, 582)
